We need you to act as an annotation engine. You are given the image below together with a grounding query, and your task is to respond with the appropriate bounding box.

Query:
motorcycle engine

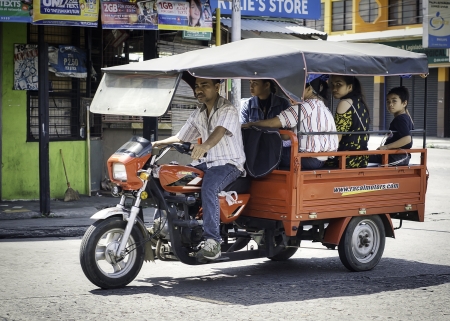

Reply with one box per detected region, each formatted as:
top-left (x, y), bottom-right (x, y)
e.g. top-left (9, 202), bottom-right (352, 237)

top-left (152, 210), bottom-right (170, 240)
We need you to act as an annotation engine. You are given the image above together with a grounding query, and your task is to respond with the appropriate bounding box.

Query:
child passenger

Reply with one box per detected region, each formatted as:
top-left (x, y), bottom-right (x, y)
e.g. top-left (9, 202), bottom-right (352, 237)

top-left (369, 86), bottom-right (414, 166)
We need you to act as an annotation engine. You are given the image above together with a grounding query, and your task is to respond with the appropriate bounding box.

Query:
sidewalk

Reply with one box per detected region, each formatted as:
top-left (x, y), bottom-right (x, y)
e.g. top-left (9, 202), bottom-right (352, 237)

top-left (0, 194), bottom-right (156, 239)
top-left (1, 136), bottom-right (449, 239)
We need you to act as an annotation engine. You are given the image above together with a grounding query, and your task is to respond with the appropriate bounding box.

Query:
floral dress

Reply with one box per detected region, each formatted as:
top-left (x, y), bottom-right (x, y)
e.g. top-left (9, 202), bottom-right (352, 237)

top-left (329, 93), bottom-right (370, 168)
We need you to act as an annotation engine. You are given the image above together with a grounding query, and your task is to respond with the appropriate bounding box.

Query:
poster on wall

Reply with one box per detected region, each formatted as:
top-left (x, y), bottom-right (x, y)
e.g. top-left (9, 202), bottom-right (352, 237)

top-left (158, 0), bottom-right (212, 32)
top-left (14, 44), bottom-right (38, 90)
top-left (14, 44), bottom-right (93, 90)
top-left (423, 0), bottom-right (450, 48)
top-left (32, 0), bottom-right (99, 27)
top-left (0, 0), bottom-right (32, 23)
top-left (100, 0), bottom-right (158, 29)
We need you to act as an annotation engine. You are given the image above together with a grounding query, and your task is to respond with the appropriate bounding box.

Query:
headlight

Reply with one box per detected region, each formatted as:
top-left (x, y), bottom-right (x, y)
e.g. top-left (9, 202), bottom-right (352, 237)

top-left (113, 163), bottom-right (127, 181)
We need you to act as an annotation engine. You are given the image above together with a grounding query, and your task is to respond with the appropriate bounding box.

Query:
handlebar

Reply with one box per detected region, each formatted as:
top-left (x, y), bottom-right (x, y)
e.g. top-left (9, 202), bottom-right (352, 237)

top-left (158, 142), bottom-right (207, 158)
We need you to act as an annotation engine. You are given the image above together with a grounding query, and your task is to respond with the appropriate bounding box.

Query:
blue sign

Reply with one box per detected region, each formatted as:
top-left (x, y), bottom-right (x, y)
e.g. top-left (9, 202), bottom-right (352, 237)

top-left (210, 0), bottom-right (321, 19)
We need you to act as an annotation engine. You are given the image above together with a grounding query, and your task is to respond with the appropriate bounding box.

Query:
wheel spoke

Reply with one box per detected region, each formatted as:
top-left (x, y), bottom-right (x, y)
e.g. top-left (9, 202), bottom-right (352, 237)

top-left (112, 261), bottom-right (125, 273)
top-left (95, 245), bottom-right (106, 261)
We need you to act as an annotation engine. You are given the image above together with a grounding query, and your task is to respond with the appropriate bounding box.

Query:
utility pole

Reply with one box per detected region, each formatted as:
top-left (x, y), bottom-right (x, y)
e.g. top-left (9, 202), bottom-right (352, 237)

top-left (38, 26), bottom-right (50, 215)
top-left (231, 0), bottom-right (241, 108)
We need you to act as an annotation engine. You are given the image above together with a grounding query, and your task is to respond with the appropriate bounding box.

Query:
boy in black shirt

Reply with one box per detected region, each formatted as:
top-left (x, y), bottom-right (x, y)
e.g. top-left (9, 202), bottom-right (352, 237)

top-left (370, 86), bottom-right (414, 166)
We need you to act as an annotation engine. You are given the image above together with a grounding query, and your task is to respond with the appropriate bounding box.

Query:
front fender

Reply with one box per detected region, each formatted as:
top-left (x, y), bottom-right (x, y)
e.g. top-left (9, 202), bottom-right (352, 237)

top-left (90, 206), bottom-right (128, 220)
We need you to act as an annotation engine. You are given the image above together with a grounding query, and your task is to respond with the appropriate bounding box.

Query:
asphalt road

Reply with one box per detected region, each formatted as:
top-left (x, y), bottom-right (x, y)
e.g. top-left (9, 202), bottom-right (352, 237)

top-left (0, 148), bottom-right (449, 321)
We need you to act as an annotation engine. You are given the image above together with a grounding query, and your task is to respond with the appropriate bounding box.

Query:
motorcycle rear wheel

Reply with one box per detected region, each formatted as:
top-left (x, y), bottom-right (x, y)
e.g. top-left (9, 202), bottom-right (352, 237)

top-left (80, 217), bottom-right (145, 289)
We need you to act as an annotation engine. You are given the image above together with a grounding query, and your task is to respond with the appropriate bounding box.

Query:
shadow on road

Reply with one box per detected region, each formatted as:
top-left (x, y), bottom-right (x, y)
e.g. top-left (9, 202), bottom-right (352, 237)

top-left (89, 257), bottom-right (450, 305)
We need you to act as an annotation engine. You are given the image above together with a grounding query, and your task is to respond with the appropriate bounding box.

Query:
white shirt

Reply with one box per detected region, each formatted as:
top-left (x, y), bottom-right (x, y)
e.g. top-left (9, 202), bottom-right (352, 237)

top-left (277, 99), bottom-right (339, 156)
top-left (176, 96), bottom-right (246, 173)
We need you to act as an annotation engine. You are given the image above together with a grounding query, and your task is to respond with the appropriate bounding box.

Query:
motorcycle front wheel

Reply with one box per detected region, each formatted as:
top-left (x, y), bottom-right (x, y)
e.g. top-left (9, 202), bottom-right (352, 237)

top-left (80, 217), bottom-right (145, 289)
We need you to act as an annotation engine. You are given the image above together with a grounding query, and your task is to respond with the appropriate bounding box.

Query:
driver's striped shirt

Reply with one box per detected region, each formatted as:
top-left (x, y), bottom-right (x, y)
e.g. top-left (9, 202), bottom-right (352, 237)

top-left (176, 96), bottom-right (246, 173)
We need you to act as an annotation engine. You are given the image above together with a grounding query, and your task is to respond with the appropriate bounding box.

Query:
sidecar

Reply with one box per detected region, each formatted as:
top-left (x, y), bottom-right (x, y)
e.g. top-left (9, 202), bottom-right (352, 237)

top-left (89, 38), bottom-right (429, 273)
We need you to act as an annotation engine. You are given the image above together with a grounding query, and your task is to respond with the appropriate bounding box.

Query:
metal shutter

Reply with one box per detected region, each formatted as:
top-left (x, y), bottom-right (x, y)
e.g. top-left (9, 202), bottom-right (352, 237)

top-left (385, 69), bottom-right (438, 136)
top-left (241, 79), bottom-right (251, 99)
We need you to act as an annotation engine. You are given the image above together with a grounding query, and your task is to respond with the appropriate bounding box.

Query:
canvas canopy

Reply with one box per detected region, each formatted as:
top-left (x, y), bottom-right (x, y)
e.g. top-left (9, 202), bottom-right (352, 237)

top-left (90, 38), bottom-right (428, 117)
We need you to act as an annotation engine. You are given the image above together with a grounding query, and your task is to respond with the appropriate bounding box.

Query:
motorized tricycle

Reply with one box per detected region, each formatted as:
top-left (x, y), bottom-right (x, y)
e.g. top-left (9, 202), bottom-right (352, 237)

top-left (80, 39), bottom-right (429, 289)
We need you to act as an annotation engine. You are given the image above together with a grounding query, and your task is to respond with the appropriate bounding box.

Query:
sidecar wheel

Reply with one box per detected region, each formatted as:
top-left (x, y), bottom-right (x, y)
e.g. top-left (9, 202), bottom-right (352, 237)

top-left (338, 215), bottom-right (385, 272)
top-left (80, 217), bottom-right (145, 289)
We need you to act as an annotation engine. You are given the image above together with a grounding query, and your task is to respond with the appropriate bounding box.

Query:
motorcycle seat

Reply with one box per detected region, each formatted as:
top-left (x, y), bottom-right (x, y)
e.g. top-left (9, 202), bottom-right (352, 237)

top-left (223, 176), bottom-right (251, 194)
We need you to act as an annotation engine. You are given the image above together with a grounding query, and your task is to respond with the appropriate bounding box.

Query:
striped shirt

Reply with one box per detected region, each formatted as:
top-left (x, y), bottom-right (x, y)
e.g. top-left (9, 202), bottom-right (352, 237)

top-left (277, 99), bottom-right (339, 155)
top-left (176, 96), bottom-right (246, 173)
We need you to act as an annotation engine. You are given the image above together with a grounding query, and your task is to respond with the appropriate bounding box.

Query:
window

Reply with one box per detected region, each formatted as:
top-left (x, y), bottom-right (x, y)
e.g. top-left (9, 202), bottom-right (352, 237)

top-left (332, 0), bottom-right (353, 31)
top-left (359, 0), bottom-right (379, 23)
top-left (27, 25), bottom-right (102, 142)
top-left (305, 3), bottom-right (325, 32)
top-left (389, 0), bottom-right (423, 26)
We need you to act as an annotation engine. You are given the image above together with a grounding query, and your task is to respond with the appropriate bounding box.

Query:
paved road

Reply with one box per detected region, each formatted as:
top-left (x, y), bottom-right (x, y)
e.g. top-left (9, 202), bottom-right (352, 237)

top-left (0, 148), bottom-right (449, 320)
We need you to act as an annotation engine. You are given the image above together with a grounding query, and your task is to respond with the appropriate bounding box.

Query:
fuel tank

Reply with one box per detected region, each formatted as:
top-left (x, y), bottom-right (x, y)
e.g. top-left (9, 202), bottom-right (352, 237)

top-left (159, 165), bottom-right (204, 193)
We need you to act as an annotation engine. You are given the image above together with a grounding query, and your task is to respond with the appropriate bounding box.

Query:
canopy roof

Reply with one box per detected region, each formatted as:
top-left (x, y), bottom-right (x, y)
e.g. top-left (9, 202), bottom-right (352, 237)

top-left (92, 38), bottom-right (428, 117)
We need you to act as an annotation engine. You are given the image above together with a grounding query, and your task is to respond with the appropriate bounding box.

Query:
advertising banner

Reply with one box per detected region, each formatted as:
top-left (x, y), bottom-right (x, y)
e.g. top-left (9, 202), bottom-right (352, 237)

top-left (158, 0), bottom-right (212, 32)
top-left (423, 0), bottom-right (450, 48)
top-left (210, 0), bottom-right (321, 20)
top-left (48, 45), bottom-right (89, 78)
top-left (32, 0), bottom-right (99, 27)
top-left (182, 30), bottom-right (211, 40)
top-left (14, 44), bottom-right (92, 91)
top-left (14, 44), bottom-right (38, 90)
top-left (101, 0), bottom-right (158, 29)
top-left (0, 0), bottom-right (32, 23)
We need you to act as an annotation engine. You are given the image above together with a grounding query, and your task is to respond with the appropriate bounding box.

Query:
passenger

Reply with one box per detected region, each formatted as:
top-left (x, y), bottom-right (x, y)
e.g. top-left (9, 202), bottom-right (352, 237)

top-left (152, 78), bottom-right (245, 262)
top-left (369, 86), bottom-right (414, 166)
top-left (240, 79), bottom-right (291, 166)
top-left (328, 75), bottom-right (370, 168)
top-left (242, 75), bottom-right (338, 170)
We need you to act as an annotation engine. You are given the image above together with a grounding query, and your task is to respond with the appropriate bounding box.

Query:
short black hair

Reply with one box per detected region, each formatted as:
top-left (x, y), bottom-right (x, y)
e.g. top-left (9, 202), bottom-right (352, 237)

top-left (387, 86), bottom-right (409, 105)
top-left (261, 79), bottom-right (276, 94)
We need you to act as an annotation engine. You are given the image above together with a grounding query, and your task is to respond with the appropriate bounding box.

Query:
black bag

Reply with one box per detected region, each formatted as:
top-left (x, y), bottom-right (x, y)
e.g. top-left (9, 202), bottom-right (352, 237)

top-left (242, 126), bottom-right (283, 178)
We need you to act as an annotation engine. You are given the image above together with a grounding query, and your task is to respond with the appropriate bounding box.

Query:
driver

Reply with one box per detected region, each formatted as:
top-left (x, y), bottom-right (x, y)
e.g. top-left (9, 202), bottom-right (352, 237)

top-left (151, 78), bottom-right (246, 262)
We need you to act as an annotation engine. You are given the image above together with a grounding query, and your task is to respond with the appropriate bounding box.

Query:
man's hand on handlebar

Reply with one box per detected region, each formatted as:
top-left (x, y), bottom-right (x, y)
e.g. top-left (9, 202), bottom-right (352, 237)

top-left (190, 144), bottom-right (209, 160)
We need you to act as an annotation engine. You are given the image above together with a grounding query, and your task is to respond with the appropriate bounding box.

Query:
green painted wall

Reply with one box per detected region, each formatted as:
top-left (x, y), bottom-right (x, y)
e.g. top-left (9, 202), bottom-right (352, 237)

top-left (1, 23), bottom-right (87, 200)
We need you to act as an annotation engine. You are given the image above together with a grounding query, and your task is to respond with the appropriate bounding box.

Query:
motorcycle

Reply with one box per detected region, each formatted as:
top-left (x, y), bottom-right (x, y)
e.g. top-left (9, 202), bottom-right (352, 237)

top-left (80, 136), bottom-right (296, 289)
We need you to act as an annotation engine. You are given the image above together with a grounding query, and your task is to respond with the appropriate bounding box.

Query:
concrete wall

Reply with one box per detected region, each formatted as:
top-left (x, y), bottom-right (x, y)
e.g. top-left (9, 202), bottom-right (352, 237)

top-left (1, 23), bottom-right (87, 200)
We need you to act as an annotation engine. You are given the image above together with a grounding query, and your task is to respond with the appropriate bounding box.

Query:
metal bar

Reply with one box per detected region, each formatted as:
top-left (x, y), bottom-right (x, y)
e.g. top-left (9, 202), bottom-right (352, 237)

top-left (143, 30), bottom-right (159, 141)
top-left (38, 26), bottom-right (50, 215)
top-left (230, 0), bottom-right (241, 109)
top-left (215, 8), bottom-right (221, 46)
top-left (423, 76), bottom-right (428, 148)
top-left (0, 23), bottom-right (3, 200)
top-left (286, 129), bottom-right (426, 136)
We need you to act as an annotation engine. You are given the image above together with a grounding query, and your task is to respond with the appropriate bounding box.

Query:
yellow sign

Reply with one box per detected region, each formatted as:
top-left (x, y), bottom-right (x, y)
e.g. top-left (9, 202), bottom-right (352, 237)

top-left (33, 0), bottom-right (99, 26)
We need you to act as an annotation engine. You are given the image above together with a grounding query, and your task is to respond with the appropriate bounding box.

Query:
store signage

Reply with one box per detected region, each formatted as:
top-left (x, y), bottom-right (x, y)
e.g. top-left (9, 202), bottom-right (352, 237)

top-left (182, 30), bottom-right (211, 40)
top-left (210, 0), bottom-right (321, 20)
top-left (380, 40), bottom-right (449, 64)
top-left (32, 0), bottom-right (99, 27)
top-left (423, 0), bottom-right (450, 48)
top-left (0, 0), bottom-right (32, 23)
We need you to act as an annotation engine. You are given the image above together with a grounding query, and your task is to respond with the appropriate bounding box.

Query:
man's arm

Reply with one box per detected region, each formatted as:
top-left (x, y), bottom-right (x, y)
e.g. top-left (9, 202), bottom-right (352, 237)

top-left (152, 136), bottom-right (182, 147)
top-left (239, 99), bottom-right (250, 124)
top-left (241, 117), bottom-right (282, 128)
top-left (191, 126), bottom-right (227, 159)
top-left (377, 136), bottom-right (411, 150)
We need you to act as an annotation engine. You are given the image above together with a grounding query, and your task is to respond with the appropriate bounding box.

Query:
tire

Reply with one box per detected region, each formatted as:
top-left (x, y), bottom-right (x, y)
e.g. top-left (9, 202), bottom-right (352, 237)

top-left (338, 215), bottom-right (385, 272)
top-left (80, 217), bottom-right (145, 289)
top-left (268, 238), bottom-right (300, 261)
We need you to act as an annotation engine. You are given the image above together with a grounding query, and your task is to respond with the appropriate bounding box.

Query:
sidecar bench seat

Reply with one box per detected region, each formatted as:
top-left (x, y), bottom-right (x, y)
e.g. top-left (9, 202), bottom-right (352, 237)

top-left (223, 176), bottom-right (251, 194)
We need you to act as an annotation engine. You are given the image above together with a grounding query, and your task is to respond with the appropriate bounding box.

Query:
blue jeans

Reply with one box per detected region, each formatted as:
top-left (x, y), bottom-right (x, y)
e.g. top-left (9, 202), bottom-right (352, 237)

top-left (194, 163), bottom-right (242, 243)
top-left (279, 147), bottom-right (325, 170)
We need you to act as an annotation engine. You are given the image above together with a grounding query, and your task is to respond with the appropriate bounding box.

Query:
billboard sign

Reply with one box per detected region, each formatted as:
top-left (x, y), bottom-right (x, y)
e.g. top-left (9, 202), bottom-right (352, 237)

top-left (32, 0), bottom-right (99, 27)
top-left (210, 0), bottom-right (321, 20)
top-left (0, 0), bottom-right (32, 23)
top-left (423, 0), bottom-right (450, 48)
